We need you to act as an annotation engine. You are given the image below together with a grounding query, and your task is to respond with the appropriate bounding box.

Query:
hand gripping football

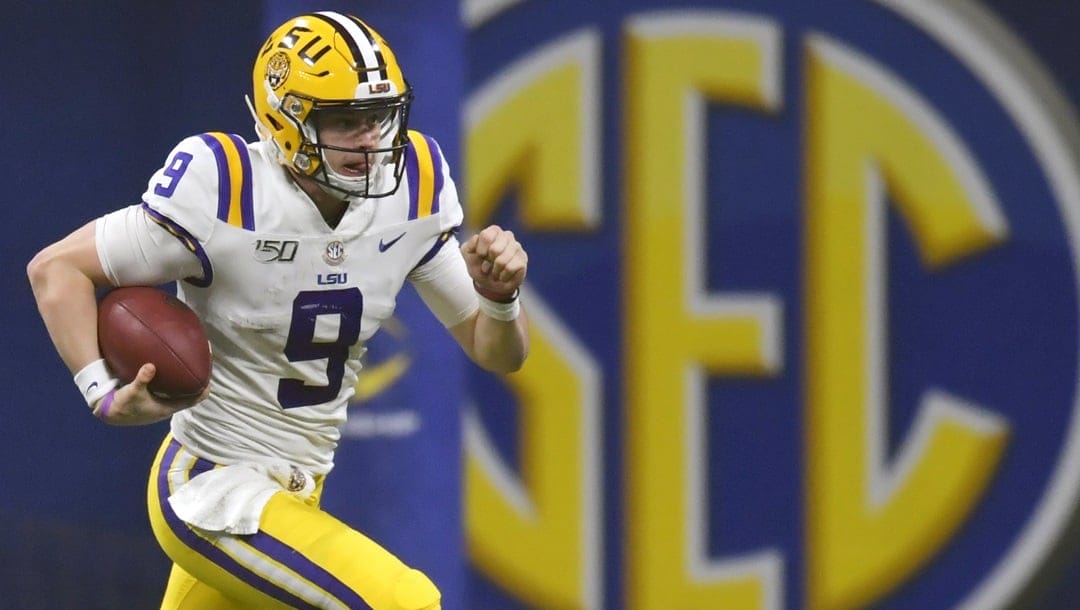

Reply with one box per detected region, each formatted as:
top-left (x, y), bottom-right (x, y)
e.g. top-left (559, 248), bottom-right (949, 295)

top-left (97, 286), bottom-right (212, 399)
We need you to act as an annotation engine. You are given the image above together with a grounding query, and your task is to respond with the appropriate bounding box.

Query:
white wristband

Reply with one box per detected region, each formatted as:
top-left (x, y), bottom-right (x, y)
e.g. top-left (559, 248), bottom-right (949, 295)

top-left (74, 358), bottom-right (121, 408)
top-left (477, 292), bottom-right (521, 322)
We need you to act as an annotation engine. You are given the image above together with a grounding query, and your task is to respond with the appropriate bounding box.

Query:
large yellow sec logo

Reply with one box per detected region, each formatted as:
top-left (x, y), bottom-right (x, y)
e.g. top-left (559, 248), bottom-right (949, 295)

top-left (462, 1), bottom-right (1080, 608)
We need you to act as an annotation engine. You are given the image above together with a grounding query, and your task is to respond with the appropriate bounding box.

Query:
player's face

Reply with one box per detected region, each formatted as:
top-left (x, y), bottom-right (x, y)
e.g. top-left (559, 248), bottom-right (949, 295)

top-left (313, 108), bottom-right (387, 176)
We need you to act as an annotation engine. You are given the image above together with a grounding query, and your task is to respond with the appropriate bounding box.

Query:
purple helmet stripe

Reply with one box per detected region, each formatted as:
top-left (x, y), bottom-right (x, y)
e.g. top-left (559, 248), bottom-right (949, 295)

top-left (310, 12), bottom-right (376, 84)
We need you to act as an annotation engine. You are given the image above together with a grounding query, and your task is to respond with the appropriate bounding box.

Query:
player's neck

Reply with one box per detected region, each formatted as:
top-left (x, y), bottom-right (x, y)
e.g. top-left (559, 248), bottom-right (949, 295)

top-left (313, 194), bottom-right (348, 229)
top-left (289, 170), bottom-right (349, 228)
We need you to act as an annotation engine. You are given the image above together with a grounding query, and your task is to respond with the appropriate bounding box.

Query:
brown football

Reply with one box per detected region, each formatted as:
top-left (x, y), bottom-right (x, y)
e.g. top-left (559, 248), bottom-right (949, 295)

top-left (97, 286), bottom-right (212, 399)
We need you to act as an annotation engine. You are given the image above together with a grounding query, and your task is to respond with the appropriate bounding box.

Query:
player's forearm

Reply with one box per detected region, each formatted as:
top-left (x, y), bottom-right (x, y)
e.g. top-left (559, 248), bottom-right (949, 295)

top-left (26, 223), bottom-right (107, 373)
top-left (471, 309), bottom-right (529, 373)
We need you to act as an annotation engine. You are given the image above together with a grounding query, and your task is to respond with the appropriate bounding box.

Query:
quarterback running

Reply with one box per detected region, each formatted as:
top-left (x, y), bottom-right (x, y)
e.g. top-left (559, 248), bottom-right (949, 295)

top-left (27, 11), bottom-right (528, 610)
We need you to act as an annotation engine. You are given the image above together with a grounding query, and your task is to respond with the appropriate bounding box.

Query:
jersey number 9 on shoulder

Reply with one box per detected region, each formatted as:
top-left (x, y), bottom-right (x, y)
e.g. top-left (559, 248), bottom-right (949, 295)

top-left (154, 151), bottom-right (194, 198)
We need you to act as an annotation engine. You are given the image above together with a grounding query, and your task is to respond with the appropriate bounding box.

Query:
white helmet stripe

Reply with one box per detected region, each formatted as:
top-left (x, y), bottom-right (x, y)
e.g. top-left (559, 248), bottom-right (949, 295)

top-left (314, 11), bottom-right (383, 81)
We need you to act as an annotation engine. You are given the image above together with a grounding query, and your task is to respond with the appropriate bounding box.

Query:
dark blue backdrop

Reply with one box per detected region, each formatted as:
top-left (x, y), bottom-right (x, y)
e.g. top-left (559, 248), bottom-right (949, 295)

top-left (6, 2), bottom-right (1080, 609)
top-left (4, 2), bottom-right (463, 608)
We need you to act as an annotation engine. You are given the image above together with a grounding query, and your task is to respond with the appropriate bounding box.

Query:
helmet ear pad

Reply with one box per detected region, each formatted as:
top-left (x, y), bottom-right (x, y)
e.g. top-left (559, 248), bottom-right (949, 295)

top-left (247, 84), bottom-right (323, 176)
top-left (274, 93), bottom-right (323, 176)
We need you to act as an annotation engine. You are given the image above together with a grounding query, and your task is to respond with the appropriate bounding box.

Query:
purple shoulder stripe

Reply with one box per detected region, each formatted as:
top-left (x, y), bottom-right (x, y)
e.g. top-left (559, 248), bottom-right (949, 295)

top-left (197, 133), bottom-right (232, 223)
top-left (154, 439), bottom-right (371, 609)
top-left (197, 132), bottom-right (256, 231)
top-left (423, 133), bottom-right (444, 215)
top-left (227, 133), bottom-right (256, 231)
top-left (406, 137), bottom-right (421, 220)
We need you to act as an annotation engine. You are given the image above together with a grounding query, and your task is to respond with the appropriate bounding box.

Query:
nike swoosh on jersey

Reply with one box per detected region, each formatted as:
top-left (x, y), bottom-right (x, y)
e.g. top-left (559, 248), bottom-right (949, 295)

top-left (379, 232), bottom-right (406, 252)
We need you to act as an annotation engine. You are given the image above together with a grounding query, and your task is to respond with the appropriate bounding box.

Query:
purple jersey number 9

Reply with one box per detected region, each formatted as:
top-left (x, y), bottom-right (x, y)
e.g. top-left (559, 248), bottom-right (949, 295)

top-left (278, 288), bottom-right (363, 409)
top-left (153, 151), bottom-right (194, 197)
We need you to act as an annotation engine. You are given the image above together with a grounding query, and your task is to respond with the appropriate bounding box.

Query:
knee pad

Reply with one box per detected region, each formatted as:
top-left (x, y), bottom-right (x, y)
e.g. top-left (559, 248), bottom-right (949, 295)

top-left (390, 568), bottom-right (441, 610)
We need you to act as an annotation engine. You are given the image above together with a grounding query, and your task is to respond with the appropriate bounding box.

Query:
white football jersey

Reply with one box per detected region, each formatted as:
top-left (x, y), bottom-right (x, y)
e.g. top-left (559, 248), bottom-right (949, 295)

top-left (98, 131), bottom-right (468, 474)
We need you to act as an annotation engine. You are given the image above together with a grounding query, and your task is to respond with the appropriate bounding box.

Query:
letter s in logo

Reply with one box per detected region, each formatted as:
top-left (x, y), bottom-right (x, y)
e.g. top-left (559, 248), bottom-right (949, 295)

top-left (464, 1), bottom-right (1080, 609)
top-left (317, 273), bottom-right (349, 285)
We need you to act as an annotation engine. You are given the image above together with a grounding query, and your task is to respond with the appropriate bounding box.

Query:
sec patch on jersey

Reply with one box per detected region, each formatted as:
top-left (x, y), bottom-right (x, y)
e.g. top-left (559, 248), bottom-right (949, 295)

top-left (98, 286), bottom-right (211, 399)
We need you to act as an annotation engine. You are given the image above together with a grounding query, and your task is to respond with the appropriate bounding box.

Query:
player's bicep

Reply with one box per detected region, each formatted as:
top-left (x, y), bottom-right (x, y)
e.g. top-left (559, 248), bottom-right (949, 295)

top-left (31, 220), bottom-right (110, 285)
top-left (409, 237), bottom-right (478, 328)
top-left (96, 205), bottom-right (205, 286)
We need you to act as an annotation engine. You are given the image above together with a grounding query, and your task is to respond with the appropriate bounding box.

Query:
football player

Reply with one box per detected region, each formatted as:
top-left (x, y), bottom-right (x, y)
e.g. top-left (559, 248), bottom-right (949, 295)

top-left (26, 11), bottom-right (528, 610)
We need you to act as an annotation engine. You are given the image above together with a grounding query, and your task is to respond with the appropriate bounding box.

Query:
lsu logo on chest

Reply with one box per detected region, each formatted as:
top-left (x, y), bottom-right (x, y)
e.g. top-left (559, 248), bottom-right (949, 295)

top-left (317, 272), bottom-right (348, 285)
top-left (462, 1), bottom-right (1080, 609)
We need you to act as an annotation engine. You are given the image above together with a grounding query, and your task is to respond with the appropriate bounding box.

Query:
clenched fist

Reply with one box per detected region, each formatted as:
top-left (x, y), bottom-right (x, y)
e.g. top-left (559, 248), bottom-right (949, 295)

top-left (461, 225), bottom-right (527, 300)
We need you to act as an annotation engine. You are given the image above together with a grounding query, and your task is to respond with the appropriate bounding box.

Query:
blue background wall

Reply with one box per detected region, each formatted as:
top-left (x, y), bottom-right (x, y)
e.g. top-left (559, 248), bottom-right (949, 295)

top-left (5, 2), bottom-right (1080, 609)
top-left (3, 1), bottom-right (464, 608)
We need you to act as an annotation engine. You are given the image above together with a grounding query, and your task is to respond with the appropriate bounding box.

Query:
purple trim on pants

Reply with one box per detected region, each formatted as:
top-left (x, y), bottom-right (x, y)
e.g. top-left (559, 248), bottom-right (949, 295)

top-left (245, 529), bottom-right (371, 609)
top-left (156, 439), bottom-right (372, 609)
top-left (156, 440), bottom-right (319, 609)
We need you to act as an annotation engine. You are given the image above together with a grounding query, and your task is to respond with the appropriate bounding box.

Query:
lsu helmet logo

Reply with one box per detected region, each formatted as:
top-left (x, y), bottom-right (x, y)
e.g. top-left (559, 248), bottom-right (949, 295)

top-left (462, 0), bottom-right (1080, 609)
top-left (265, 51), bottom-right (290, 90)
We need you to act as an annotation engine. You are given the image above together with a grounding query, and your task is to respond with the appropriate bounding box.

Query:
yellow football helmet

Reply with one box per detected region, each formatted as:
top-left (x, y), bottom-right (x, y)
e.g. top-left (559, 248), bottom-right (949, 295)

top-left (250, 11), bottom-right (413, 198)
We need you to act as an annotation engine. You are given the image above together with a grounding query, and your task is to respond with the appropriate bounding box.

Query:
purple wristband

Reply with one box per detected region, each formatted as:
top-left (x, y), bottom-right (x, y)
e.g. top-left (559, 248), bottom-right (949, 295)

top-left (94, 389), bottom-right (117, 421)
